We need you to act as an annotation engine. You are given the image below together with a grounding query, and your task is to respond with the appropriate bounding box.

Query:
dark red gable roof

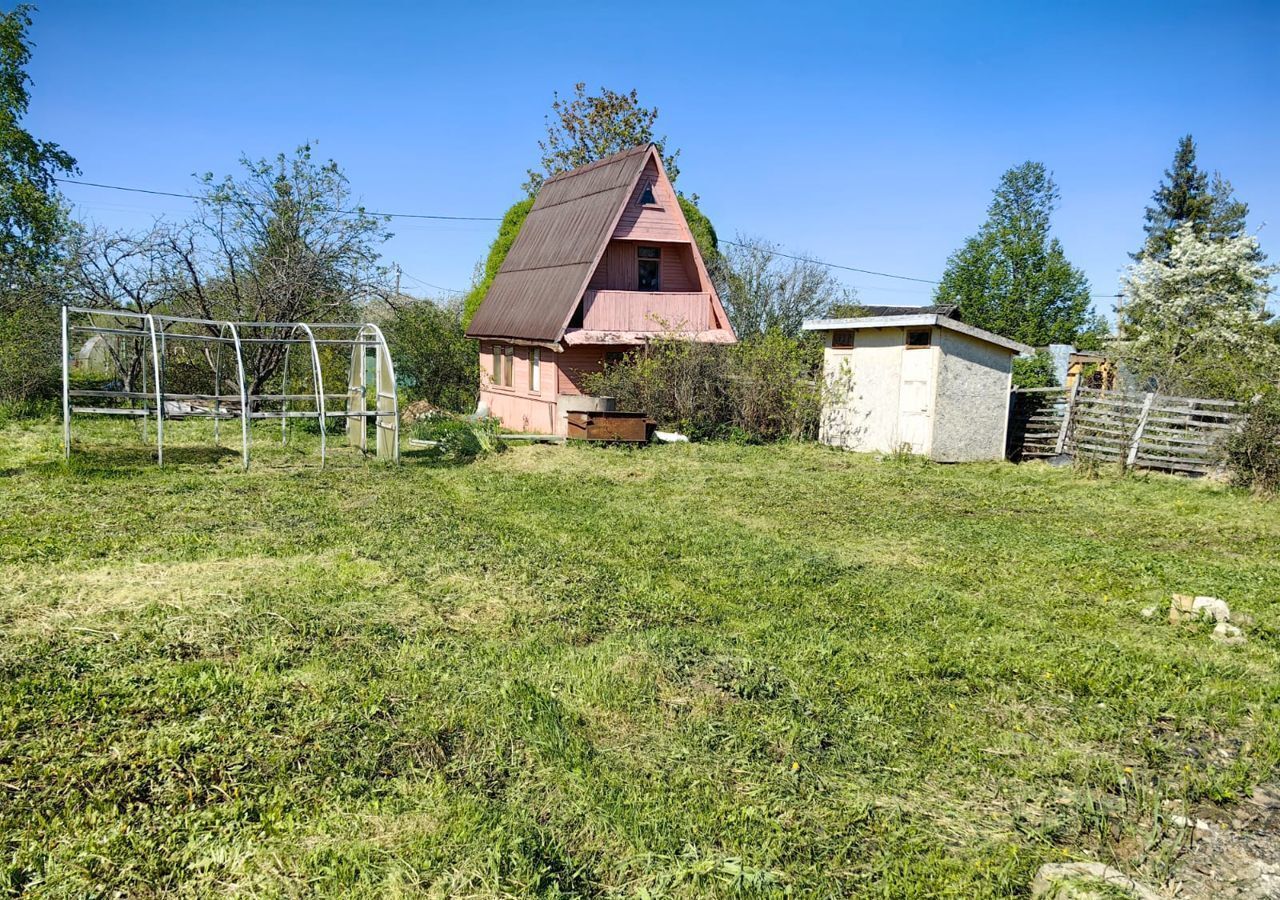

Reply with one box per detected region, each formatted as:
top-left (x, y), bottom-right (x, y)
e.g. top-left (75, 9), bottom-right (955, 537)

top-left (466, 145), bottom-right (655, 343)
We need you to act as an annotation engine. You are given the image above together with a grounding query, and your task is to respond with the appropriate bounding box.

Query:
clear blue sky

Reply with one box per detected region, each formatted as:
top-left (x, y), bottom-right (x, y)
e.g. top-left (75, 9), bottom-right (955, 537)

top-left (23, 0), bottom-right (1280, 315)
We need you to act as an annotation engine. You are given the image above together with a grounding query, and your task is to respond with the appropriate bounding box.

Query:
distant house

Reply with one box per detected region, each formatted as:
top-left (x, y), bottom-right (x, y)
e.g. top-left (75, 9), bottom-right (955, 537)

top-left (802, 311), bottom-right (1032, 462)
top-left (466, 144), bottom-right (735, 434)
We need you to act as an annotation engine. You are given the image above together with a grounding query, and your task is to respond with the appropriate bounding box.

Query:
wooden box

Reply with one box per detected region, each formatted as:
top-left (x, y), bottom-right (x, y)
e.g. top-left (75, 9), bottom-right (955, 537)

top-left (566, 410), bottom-right (655, 443)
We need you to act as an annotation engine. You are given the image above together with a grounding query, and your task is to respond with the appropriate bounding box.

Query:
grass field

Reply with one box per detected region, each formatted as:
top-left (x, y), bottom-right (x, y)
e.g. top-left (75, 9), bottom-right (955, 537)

top-left (2, 417), bottom-right (1278, 897)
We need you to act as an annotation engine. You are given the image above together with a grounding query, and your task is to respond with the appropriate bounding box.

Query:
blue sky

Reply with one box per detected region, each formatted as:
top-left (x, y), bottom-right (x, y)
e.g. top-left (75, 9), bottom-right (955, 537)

top-left (24, 0), bottom-right (1280, 315)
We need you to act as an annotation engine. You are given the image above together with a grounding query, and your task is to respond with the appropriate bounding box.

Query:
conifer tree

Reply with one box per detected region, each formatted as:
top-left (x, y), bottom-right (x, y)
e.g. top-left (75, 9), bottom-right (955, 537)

top-left (1136, 135), bottom-right (1253, 261)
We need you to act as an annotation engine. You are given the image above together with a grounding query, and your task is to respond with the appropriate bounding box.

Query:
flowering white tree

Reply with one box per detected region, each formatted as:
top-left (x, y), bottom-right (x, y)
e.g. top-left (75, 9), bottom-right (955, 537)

top-left (1117, 222), bottom-right (1278, 398)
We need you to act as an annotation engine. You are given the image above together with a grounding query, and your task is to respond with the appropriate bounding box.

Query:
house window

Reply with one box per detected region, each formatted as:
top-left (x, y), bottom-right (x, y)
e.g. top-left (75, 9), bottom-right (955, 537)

top-left (832, 330), bottom-right (855, 349)
top-left (491, 346), bottom-right (503, 386)
top-left (637, 247), bottom-right (661, 292)
top-left (905, 329), bottom-right (931, 348)
top-left (529, 348), bottom-right (540, 393)
top-left (504, 346), bottom-right (514, 386)
top-left (638, 182), bottom-right (658, 206)
top-left (605, 351), bottom-right (625, 365)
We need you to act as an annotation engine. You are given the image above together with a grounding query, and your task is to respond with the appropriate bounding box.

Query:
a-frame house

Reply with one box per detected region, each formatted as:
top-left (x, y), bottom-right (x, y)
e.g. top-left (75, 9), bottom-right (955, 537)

top-left (466, 144), bottom-right (735, 434)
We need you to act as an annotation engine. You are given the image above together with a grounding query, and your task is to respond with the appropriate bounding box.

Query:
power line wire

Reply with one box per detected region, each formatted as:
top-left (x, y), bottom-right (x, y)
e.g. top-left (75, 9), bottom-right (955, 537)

top-left (722, 239), bottom-right (941, 285)
top-left (56, 177), bottom-right (504, 222)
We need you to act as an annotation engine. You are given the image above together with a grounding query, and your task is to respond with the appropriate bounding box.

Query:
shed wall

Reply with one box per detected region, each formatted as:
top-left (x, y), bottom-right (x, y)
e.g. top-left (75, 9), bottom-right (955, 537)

top-left (930, 328), bottom-right (1014, 461)
top-left (820, 327), bottom-right (921, 453)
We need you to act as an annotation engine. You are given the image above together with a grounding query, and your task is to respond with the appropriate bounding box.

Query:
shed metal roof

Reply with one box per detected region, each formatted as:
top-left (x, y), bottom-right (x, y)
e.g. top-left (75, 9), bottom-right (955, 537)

top-left (466, 145), bottom-right (655, 343)
top-left (802, 313), bottom-right (1033, 354)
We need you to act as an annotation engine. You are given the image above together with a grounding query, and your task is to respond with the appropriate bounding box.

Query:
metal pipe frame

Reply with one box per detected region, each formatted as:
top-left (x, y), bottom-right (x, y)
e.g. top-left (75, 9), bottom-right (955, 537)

top-left (60, 306), bottom-right (398, 469)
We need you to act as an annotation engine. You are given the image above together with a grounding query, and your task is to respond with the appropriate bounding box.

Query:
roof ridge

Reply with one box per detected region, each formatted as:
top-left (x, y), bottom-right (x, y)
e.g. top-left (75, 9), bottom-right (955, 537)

top-left (543, 144), bottom-right (652, 184)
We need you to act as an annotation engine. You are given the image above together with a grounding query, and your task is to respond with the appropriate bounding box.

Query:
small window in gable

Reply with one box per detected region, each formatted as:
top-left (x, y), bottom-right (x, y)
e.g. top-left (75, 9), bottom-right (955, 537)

top-left (638, 182), bottom-right (658, 206)
top-left (905, 329), bottom-right (931, 348)
top-left (832, 330), bottom-right (855, 349)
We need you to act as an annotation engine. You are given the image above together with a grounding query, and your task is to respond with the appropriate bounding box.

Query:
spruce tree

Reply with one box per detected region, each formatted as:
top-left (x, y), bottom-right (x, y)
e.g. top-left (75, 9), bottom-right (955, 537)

top-left (1136, 135), bottom-right (1254, 261)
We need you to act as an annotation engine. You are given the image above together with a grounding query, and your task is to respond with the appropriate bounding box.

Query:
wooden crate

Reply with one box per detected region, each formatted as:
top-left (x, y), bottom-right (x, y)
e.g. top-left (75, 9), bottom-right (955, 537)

top-left (566, 410), bottom-right (655, 443)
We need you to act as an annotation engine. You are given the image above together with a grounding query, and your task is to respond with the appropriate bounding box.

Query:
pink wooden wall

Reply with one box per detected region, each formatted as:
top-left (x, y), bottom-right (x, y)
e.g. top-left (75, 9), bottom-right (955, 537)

top-left (581, 291), bottom-right (712, 331)
top-left (612, 158), bottom-right (685, 242)
top-left (478, 340), bottom-right (558, 432)
top-left (587, 241), bottom-right (700, 293)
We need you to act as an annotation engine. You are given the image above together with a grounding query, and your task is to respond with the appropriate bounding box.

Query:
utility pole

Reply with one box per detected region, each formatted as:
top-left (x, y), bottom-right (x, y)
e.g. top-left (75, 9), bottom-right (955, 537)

top-left (394, 264), bottom-right (401, 298)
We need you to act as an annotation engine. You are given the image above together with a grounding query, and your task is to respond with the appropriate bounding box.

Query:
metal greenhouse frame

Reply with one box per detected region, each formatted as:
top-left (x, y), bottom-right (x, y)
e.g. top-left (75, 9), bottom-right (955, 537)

top-left (60, 305), bottom-right (399, 469)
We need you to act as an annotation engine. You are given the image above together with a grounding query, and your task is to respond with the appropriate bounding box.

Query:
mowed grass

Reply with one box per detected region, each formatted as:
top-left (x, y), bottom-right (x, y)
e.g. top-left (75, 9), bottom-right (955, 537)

top-left (1, 417), bottom-right (1278, 898)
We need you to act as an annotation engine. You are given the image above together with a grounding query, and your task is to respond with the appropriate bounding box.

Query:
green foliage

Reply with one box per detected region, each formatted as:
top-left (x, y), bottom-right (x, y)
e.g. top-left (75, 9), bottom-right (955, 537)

top-left (383, 298), bottom-right (478, 412)
top-left (1226, 389), bottom-right (1280, 495)
top-left (583, 331), bottom-right (822, 441)
top-left (3, 416), bottom-right (1280, 895)
top-left (0, 5), bottom-right (76, 405)
top-left (1011, 350), bottom-right (1058, 389)
top-left (678, 195), bottom-right (719, 268)
top-left (524, 83), bottom-right (680, 195)
top-left (936, 162), bottom-right (1095, 346)
top-left (409, 412), bottom-right (502, 462)
top-left (462, 196), bottom-right (533, 328)
top-left (1136, 135), bottom-right (1253, 263)
top-left (0, 4), bottom-right (76, 276)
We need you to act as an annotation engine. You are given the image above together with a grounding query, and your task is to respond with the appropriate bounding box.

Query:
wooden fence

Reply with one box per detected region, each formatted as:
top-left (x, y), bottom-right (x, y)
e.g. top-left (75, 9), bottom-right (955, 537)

top-left (1007, 384), bottom-right (1244, 475)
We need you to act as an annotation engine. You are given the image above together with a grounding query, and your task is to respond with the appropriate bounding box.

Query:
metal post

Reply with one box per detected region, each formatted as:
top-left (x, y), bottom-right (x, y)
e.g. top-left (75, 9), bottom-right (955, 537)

top-left (1126, 392), bottom-right (1156, 468)
top-left (145, 314), bottom-right (164, 466)
top-left (280, 340), bottom-right (292, 445)
top-left (294, 324), bottom-right (327, 468)
top-left (60, 304), bottom-right (70, 461)
top-left (222, 322), bottom-right (250, 471)
top-left (213, 337), bottom-right (223, 446)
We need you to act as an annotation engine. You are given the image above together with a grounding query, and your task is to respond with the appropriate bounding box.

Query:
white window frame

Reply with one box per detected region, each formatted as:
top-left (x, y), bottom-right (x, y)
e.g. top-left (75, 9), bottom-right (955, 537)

top-left (530, 348), bottom-right (541, 393)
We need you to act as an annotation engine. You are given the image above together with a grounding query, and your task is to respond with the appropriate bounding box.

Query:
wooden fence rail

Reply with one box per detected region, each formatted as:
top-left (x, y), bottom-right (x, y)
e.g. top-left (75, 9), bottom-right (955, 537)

top-left (1007, 386), bottom-right (1244, 476)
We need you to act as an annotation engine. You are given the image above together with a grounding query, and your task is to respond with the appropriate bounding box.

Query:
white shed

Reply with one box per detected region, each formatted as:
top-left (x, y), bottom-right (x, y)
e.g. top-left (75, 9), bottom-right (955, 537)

top-left (802, 312), bottom-right (1032, 462)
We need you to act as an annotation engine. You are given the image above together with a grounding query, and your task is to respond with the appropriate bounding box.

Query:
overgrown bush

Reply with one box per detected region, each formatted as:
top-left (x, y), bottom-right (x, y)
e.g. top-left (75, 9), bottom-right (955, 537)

top-left (0, 295), bottom-right (59, 409)
top-left (1226, 389), bottom-right (1280, 495)
top-left (410, 412), bottom-right (502, 462)
top-left (1011, 349), bottom-right (1058, 389)
top-left (582, 331), bottom-right (824, 442)
top-left (383, 298), bottom-right (478, 413)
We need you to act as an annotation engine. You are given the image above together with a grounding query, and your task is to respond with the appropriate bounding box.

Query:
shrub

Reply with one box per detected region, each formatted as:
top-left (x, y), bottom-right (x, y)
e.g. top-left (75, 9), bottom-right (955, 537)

top-left (0, 296), bottom-right (59, 407)
top-left (383, 298), bottom-right (478, 413)
top-left (462, 198), bottom-right (534, 327)
top-left (582, 331), bottom-right (824, 442)
top-left (1225, 389), bottom-right (1280, 495)
top-left (410, 413), bottom-right (501, 462)
top-left (1011, 350), bottom-right (1057, 389)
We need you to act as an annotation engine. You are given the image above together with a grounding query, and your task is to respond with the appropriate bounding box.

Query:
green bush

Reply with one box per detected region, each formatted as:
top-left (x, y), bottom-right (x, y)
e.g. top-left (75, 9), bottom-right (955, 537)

top-left (1011, 349), bottom-right (1058, 389)
top-left (582, 331), bottom-right (823, 442)
top-left (383, 299), bottom-right (478, 413)
top-left (410, 413), bottom-right (502, 462)
top-left (0, 297), bottom-right (59, 407)
top-left (462, 198), bottom-right (534, 327)
top-left (1226, 389), bottom-right (1280, 495)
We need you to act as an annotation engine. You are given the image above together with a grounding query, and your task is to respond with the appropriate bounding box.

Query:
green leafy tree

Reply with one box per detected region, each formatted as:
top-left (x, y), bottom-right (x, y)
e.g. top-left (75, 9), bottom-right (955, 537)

top-left (716, 234), bottom-right (853, 338)
top-left (935, 162), bottom-right (1096, 347)
top-left (1136, 135), bottom-right (1253, 262)
top-left (523, 83), bottom-right (679, 195)
top-left (1011, 350), bottom-right (1058, 389)
top-left (383, 297), bottom-right (477, 413)
top-left (0, 4), bottom-right (77, 405)
top-left (462, 196), bottom-right (533, 327)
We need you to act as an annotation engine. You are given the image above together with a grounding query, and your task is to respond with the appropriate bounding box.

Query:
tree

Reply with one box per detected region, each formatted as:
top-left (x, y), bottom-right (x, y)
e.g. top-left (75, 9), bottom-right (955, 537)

top-left (462, 196), bottom-right (533, 327)
top-left (1136, 135), bottom-right (1253, 261)
top-left (717, 235), bottom-right (853, 338)
top-left (383, 296), bottom-right (478, 413)
top-left (167, 145), bottom-right (392, 392)
top-left (523, 83), bottom-right (680, 195)
top-left (0, 4), bottom-right (77, 405)
top-left (1117, 222), bottom-right (1278, 399)
top-left (935, 162), bottom-right (1096, 347)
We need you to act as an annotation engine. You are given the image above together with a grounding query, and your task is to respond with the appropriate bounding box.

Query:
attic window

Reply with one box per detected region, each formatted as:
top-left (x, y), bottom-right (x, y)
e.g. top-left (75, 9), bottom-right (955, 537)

top-left (905, 329), bottom-right (931, 349)
top-left (831, 330), bottom-right (855, 349)
top-left (638, 182), bottom-right (658, 206)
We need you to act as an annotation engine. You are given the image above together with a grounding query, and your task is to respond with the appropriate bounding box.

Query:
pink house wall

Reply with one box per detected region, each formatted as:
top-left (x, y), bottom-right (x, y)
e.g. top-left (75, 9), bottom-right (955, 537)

top-left (478, 340), bottom-right (558, 433)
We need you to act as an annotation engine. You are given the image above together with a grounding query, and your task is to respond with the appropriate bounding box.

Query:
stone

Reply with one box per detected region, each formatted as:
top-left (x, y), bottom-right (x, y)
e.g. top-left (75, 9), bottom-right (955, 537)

top-left (1169, 593), bottom-right (1232, 624)
top-left (1140, 605), bottom-right (1158, 619)
top-left (1030, 862), bottom-right (1163, 900)
top-left (1211, 622), bottom-right (1246, 645)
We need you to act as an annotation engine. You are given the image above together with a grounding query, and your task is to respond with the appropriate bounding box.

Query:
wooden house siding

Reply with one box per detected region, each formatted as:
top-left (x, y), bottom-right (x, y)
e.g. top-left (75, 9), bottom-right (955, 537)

top-left (587, 241), bottom-right (699, 293)
top-left (612, 158), bottom-right (685, 242)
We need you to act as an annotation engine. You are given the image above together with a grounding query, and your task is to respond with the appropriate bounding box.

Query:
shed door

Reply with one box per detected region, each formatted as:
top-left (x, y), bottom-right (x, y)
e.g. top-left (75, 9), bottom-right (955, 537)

top-left (897, 342), bottom-right (933, 454)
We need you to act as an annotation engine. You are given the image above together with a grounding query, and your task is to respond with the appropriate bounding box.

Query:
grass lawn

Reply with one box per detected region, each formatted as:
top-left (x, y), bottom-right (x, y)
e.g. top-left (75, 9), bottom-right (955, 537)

top-left (2, 417), bottom-right (1278, 897)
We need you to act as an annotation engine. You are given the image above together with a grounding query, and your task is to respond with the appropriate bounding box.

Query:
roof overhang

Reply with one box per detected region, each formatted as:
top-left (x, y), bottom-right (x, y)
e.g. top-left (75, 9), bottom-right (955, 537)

top-left (562, 328), bottom-right (737, 346)
top-left (802, 313), bottom-right (1033, 355)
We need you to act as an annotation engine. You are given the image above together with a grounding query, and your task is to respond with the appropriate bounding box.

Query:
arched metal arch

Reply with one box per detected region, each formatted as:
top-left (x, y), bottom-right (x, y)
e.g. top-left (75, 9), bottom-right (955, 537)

top-left (212, 321), bottom-right (251, 470)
